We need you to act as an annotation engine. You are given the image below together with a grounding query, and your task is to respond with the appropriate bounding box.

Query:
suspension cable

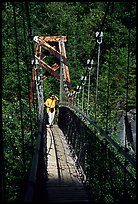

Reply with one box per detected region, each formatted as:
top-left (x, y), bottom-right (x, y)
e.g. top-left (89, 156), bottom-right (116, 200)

top-left (125, 2), bottom-right (131, 150)
top-left (94, 41), bottom-right (101, 121)
top-left (13, 2), bottom-right (25, 172)
top-left (25, 2), bottom-right (37, 97)
top-left (105, 2), bottom-right (114, 133)
top-left (74, 2), bottom-right (111, 105)
top-left (25, 2), bottom-right (39, 123)
top-left (35, 39), bottom-right (44, 117)
top-left (123, 2), bottom-right (132, 197)
top-left (21, 2), bottom-right (34, 151)
top-left (28, 33), bottom-right (37, 121)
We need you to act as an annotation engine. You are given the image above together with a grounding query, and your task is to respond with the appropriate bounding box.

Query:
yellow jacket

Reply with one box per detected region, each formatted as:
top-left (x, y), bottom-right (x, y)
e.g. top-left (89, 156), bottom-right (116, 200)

top-left (44, 96), bottom-right (58, 113)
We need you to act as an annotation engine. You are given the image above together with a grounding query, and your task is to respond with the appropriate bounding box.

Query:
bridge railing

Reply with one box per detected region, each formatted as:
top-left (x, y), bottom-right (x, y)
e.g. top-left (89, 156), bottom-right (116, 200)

top-left (24, 106), bottom-right (47, 202)
top-left (58, 105), bottom-right (136, 202)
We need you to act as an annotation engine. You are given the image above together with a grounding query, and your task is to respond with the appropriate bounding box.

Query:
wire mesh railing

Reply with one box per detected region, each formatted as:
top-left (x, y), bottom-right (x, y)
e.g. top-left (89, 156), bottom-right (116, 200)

top-left (58, 106), bottom-right (136, 202)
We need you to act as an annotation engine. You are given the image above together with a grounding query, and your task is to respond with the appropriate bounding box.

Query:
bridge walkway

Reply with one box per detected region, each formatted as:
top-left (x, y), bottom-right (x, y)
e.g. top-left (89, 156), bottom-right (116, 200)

top-left (46, 124), bottom-right (92, 203)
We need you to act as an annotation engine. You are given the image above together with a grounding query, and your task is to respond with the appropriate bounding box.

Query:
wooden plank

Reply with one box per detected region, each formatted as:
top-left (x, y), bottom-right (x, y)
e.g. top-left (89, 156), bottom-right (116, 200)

top-left (46, 125), bottom-right (91, 203)
top-left (40, 36), bottom-right (67, 42)
top-left (47, 186), bottom-right (90, 203)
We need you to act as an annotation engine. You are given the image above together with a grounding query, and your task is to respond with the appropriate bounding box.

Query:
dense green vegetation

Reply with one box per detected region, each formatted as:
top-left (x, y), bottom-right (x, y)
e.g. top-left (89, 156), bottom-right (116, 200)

top-left (2, 2), bottom-right (136, 202)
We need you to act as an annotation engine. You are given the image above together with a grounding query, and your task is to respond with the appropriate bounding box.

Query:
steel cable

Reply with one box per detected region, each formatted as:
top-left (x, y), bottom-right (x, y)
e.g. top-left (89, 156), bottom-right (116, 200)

top-left (21, 2), bottom-right (34, 152)
top-left (13, 2), bottom-right (25, 172)
top-left (74, 2), bottom-right (111, 111)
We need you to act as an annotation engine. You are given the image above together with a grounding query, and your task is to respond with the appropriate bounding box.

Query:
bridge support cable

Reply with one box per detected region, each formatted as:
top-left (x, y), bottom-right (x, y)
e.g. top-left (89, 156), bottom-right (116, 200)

top-left (73, 2), bottom-right (111, 104)
top-left (25, 2), bottom-right (38, 109)
top-left (123, 2), bottom-right (133, 198)
top-left (24, 2), bottom-right (39, 132)
top-left (25, 3), bottom-right (46, 130)
top-left (20, 2), bottom-right (35, 151)
top-left (34, 41), bottom-right (44, 118)
top-left (105, 2), bottom-right (114, 133)
top-left (13, 2), bottom-right (26, 173)
top-left (59, 41), bottom-right (65, 103)
top-left (125, 2), bottom-right (132, 151)
top-left (95, 31), bottom-right (103, 122)
top-left (87, 59), bottom-right (94, 116)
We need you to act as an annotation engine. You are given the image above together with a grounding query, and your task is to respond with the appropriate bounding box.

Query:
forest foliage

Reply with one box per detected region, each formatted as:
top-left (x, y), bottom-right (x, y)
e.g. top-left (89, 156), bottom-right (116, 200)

top-left (2, 2), bottom-right (136, 202)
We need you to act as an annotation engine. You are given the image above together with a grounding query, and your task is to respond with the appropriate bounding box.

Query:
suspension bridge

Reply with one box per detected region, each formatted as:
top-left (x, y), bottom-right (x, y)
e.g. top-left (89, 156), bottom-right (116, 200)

top-left (2, 2), bottom-right (136, 203)
top-left (24, 33), bottom-right (136, 203)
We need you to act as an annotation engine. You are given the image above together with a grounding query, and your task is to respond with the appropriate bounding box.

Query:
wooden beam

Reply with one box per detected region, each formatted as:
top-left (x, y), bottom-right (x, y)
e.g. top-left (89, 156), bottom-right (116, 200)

top-left (40, 36), bottom-right (67, 42)
top-left (52, 63), bottom-right (59, 71)
top-left (59, 41), bottom-right (70, 83)
top-left (33, 35), bottom-right (71, 92)
top-left (35, 55), bottom-right (60, 81)
top-left (40, 41), bottom-right (68, 66)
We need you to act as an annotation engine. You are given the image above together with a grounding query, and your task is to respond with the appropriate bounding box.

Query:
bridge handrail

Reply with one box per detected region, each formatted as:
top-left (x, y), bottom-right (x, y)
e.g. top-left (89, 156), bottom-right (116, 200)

top-left (24, 106), bottom-right (44, 202)
top-left (59, 105), bottom-right (136, 169)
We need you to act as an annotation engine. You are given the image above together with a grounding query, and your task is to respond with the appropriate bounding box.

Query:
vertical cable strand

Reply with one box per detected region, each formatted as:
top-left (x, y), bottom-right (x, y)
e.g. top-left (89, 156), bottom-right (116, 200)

top-left (13, 2), bottom-right (25, 173)
top-left (21, 2), bottom-right (34, 152)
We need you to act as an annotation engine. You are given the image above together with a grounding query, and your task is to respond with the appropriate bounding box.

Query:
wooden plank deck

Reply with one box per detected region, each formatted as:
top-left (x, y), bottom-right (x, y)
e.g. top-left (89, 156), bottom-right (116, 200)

top-left (46, 125), bottom-right (92, 203)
